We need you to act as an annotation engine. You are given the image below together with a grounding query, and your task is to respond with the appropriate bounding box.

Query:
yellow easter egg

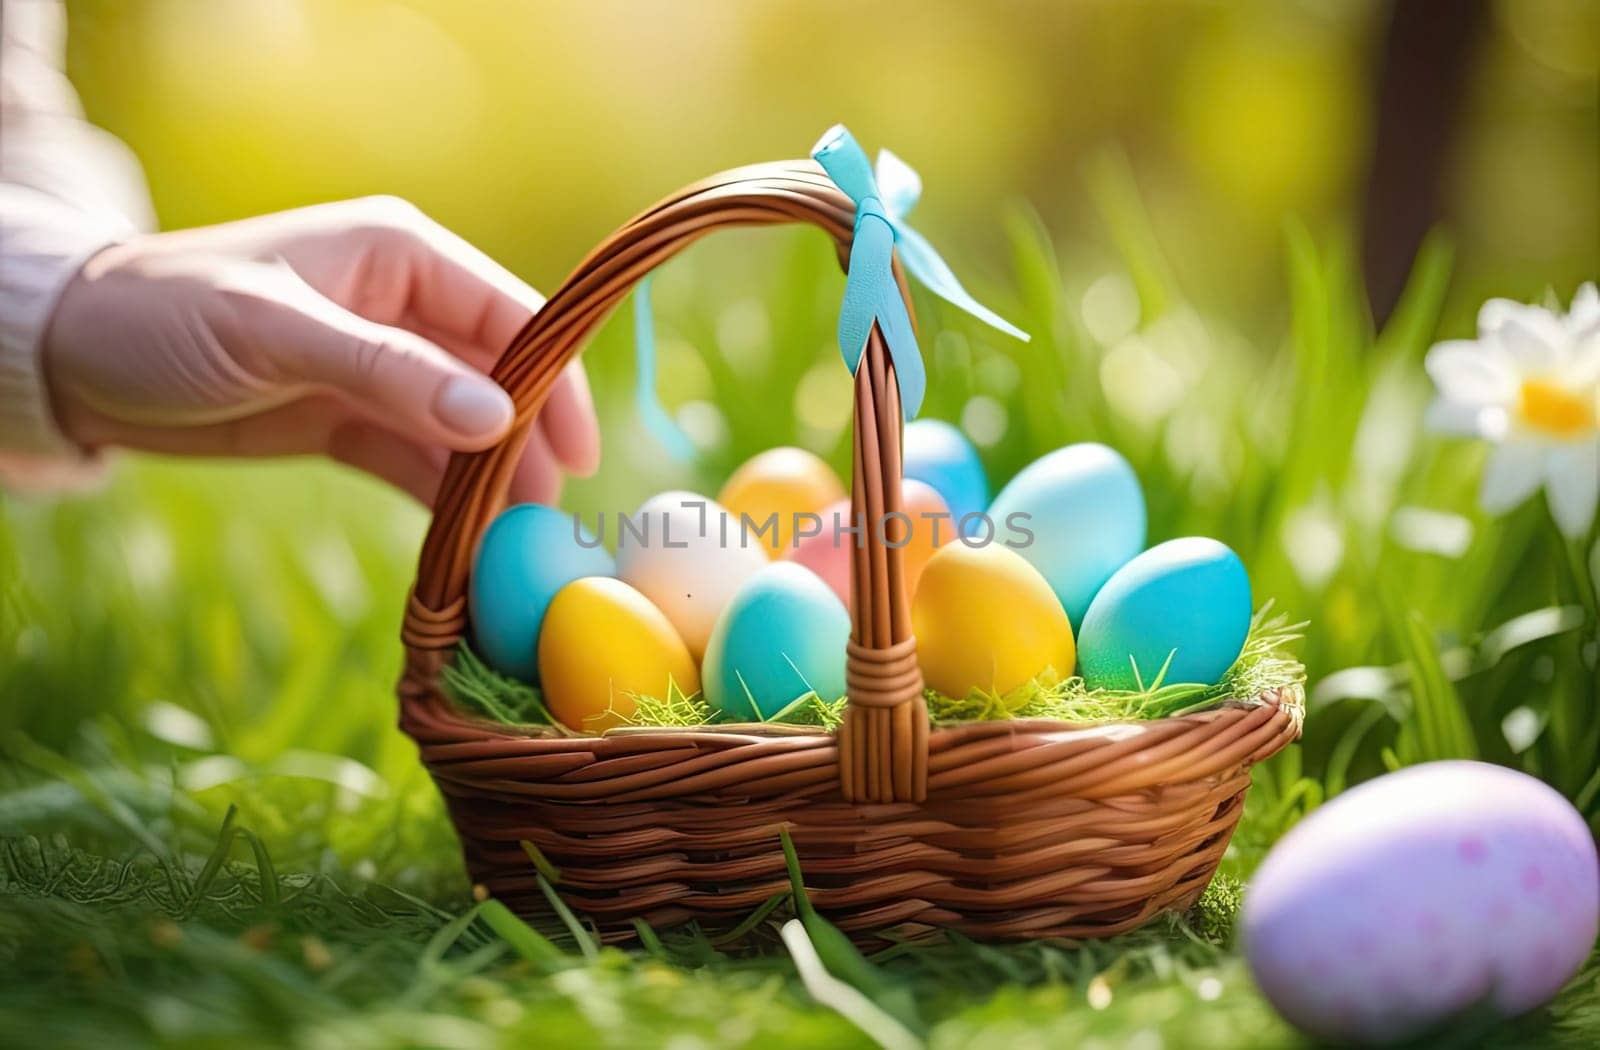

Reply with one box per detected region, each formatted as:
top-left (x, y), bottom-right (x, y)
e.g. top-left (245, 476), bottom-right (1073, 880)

top-left (718, 447), bottom-right (845, 559)
top-left (537, 577), bottom-right (699, 732)
top-left (911, 543), bottom-right (1076, 698)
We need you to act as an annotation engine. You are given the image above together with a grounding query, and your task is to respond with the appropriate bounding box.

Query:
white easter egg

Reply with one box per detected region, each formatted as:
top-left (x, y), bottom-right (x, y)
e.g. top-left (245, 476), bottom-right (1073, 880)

top-left (615, 491), bottom-right (768, 661)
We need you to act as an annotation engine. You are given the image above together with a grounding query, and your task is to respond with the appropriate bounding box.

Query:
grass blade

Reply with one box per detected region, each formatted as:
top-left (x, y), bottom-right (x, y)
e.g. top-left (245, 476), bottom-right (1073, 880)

top-left (519, 840), bottom-right (562, 885)
top-left (537, 874), bottom-right (599, 961)
top-left (477, 898), bottom-right (569, 972)
top-left (780, 919), bottom-right (923, 1050)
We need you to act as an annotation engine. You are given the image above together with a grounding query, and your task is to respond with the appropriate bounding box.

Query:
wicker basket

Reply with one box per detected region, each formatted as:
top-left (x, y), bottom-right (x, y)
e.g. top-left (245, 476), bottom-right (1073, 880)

top-left (398, 159), bottom-right (1304, 941)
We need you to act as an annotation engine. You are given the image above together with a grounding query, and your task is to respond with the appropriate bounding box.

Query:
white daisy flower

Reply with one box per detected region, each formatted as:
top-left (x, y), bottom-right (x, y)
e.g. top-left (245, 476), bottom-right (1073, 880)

top-left (1424, 282), bottom-right (1600, 539)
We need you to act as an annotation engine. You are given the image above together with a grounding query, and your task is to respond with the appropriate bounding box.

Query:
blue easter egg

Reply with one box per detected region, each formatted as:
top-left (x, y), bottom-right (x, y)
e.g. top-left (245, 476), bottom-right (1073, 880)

top-left (469, 505), bottom-right (615, 681)
top-left (1076, 537), bottom-right (1252, 691)
top-left (903, 419), bottom-right (989, 532)
top-left (703, 562), bottom-right (850, 720)
top-left (986, 443), bottom-right (1145, 626)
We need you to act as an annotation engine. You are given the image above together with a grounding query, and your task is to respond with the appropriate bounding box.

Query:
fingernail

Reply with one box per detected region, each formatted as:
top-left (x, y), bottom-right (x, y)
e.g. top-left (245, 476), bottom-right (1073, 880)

top-left (435, 376), bottom-right (513, 439)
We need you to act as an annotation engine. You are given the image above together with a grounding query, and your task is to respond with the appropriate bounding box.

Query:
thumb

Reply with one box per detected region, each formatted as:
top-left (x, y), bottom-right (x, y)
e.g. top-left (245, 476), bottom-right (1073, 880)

top-left (267, 278), bottom-right (515, 451)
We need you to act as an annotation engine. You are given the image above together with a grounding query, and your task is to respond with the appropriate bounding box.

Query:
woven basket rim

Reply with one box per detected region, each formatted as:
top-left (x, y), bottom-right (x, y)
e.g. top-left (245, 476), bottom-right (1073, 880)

top-left (429, 682), bottom-right (1306, 743)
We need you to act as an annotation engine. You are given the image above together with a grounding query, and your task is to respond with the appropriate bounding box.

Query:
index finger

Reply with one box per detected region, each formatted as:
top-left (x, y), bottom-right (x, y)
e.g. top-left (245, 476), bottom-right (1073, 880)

top-left (273, 197), bottom-right (600, 474)
top-left (373, 202), bottom-right (544, 362)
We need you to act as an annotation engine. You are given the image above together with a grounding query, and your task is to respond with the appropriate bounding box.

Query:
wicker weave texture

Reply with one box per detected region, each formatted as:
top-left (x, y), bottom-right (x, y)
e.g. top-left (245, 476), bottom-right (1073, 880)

top-left (403, 680), bottom-right (1301, 939)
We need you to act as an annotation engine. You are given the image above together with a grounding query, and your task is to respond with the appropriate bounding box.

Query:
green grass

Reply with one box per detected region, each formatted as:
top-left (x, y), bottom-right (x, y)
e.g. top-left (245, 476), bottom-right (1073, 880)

top-left (924, 605), bottom-right (1306, 724)
top-left (439, 607), bottom-right (1304, 732)
top-left (3, 192), bottom-right (1598, 1047)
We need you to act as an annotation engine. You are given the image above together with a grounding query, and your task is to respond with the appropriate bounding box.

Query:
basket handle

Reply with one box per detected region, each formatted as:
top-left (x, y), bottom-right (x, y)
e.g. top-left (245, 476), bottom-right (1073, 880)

top-left (401, 160), bottom-right (927, 803)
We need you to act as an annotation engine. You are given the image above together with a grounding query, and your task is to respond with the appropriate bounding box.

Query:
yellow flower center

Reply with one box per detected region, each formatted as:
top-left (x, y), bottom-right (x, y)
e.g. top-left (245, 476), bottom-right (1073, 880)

top-left (1518, 378), bottom-right (1596, 438)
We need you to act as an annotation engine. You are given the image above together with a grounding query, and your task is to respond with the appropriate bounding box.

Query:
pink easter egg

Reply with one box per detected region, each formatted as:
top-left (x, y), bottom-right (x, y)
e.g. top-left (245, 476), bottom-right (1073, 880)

top-left (785, 498), bottom-right (853, 606)
top-left (783, 480), bottom-right (953, 609)
top-left (1243, 761), bottom-right (1599, 1044)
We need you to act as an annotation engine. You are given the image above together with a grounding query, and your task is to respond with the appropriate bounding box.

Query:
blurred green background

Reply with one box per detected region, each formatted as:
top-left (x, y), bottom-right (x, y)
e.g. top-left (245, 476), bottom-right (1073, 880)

top-left (61, 0), bottom-right (1598, 319)
top-left (3, 1), bottom-right (1599, 1046)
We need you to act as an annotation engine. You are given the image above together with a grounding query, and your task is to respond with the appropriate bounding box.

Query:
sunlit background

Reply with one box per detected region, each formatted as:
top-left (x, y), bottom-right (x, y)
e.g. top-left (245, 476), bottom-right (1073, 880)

top-left (64, 0), bottom-right (1595, 310)
top-left (56, 0), bottom-right (1596, 486)
top-left (2, 1), bottom-right (1598, 1043)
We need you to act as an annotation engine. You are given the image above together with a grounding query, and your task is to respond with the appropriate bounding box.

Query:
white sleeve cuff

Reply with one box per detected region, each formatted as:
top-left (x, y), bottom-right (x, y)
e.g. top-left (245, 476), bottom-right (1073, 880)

top-left (0, 183), bottom-right (131, 460)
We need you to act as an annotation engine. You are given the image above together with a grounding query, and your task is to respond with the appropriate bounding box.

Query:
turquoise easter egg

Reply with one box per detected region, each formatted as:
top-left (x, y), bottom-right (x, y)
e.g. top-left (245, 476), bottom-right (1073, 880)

top-left (469, 504), bottom-right (615, 681)
top-left (987, 443), bottom-right (1145, 626)
top-left (903, 419), bottom-right (988, 530)
top-left (1076, 537), bottom-right (1252, 691)
top-left (703, 562), bottom-right (850, 720)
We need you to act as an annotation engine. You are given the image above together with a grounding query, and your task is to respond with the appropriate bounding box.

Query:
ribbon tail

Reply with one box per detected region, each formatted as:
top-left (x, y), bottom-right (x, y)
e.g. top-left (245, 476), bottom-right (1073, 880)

top-left (633, 274), bottom-right (696, 462)
top-left (836, 209), bottom-right (895, 373)
top-left (876, 292), bottom-right (925, 420)
top-left (838, 213), bottom-right (925, 419)
top-left (892, 221), bottom-right (1030, 342)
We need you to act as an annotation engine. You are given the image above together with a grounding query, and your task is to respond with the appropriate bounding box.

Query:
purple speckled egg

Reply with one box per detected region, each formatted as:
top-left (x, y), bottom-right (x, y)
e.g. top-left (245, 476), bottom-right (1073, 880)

top-left (1243, 761), bottom-right (1599, 1044)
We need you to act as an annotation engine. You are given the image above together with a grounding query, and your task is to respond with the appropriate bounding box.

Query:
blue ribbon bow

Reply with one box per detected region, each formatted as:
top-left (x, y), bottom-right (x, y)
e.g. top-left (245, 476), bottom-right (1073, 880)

top-left (811, 124), bottom-right (1029, 419)
top-left (631, 126), bottom-right (1030, 452)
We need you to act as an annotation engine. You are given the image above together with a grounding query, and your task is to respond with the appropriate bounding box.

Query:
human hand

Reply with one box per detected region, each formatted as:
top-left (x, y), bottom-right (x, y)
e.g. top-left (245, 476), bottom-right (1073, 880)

top-left (42, 196), bottom-right (598, 505)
